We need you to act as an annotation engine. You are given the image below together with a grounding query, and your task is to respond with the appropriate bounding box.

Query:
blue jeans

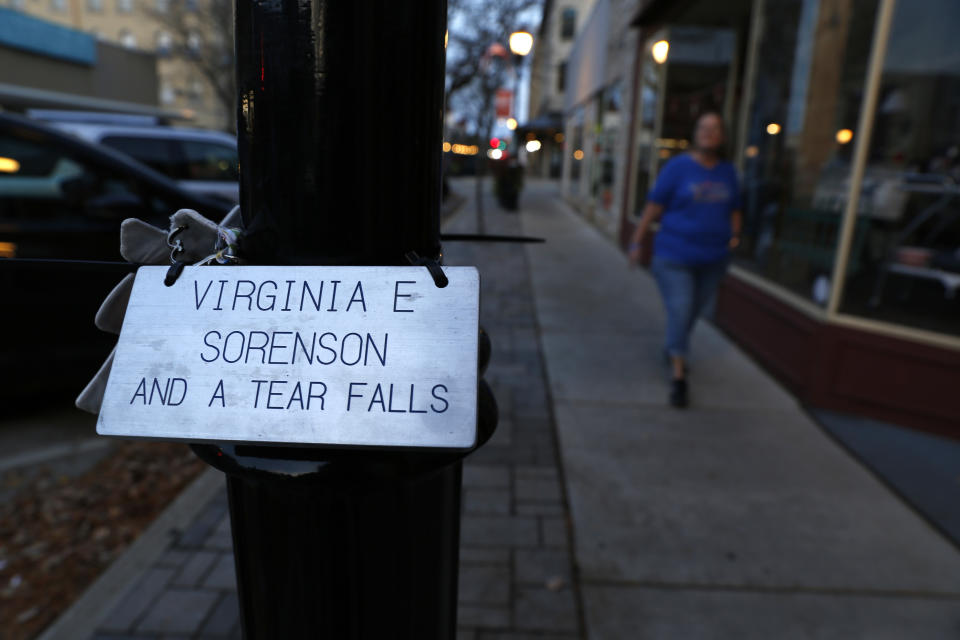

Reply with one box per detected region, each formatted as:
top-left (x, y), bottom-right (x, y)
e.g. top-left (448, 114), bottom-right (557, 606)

top-left (651, 256), bottom-right (729, 359)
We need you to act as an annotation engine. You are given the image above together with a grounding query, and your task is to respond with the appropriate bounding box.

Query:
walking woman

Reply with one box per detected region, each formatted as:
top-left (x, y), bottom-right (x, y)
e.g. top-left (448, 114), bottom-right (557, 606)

top-left (628, 110), bottom-right (742, 408)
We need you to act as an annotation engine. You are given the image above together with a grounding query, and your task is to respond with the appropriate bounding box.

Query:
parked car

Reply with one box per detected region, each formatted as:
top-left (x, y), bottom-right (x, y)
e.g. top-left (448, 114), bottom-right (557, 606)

top-left (0, 111), bottom-right (232, 406)
top-left (28, 110), bottom-right (240, 204)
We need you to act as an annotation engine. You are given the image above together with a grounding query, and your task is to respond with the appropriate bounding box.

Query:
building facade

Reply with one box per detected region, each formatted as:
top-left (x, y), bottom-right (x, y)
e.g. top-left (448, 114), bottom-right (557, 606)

top-left (0, 0), bottom-right (230, 129)
top-left (0, 7), bottom-right (161, 113)
top-left (562, 0), bottom-right (960, 436)
top-left (525, 0), bottom-right (597, 179)
top-left (559, 0), bottom-right (644, 238)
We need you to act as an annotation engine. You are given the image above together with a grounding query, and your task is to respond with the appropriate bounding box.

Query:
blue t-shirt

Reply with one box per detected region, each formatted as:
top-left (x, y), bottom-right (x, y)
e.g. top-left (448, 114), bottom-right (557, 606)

top-left (648, 154), bottom-right (741, 264)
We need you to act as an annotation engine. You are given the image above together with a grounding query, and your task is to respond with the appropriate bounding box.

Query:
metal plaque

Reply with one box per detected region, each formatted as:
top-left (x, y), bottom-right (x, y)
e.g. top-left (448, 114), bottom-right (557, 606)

top-left (98, 265), bottom-right (480, 449)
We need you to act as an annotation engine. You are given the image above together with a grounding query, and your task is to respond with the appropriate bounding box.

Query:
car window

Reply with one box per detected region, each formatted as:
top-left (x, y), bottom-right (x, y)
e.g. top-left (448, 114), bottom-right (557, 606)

top-left (0, 129), bottom-right (175, 259)
top-left (178, 139), bottom-right (239, 181)
top-left (101, 135), bottom-right (185, 180)
top-left (0, 135), bottom-right (84, 198)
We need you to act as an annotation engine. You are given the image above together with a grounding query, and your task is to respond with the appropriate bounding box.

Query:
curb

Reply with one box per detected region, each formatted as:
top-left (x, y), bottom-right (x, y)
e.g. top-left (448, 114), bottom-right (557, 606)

top-left (0, 439), bottom-right (111, 474)
top-left (38, 467), bottom-right (226, 640)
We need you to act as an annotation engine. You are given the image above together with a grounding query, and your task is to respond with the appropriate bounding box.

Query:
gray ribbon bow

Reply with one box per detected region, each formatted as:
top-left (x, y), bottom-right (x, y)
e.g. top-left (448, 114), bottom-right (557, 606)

top-left (76, 207), bottom-right (242, 414)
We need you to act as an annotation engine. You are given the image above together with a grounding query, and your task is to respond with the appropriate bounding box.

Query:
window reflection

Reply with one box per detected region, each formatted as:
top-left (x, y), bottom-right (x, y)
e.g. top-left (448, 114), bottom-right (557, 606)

top-left (736, 0), bottom-right (880, 306)
top-left (180, 140), bottom-right (239, 181)
top-left (839, 0), bottom-right (960, 336)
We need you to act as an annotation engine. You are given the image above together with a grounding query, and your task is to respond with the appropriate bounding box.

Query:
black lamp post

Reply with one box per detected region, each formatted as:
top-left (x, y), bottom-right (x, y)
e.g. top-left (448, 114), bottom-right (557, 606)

top-left (188, 2), bottom-right (497, 638)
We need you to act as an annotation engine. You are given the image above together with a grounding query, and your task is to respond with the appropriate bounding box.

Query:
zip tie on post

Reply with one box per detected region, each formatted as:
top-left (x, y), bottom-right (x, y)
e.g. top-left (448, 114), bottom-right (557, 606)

top-left (405, 251), bottom-right (448, 288)
top-left (167, 221), bottom-right (245, 286)
top-left (198, 225), bottom-right (244, 266)
top-left (215, 226), bottom-right (242, 263)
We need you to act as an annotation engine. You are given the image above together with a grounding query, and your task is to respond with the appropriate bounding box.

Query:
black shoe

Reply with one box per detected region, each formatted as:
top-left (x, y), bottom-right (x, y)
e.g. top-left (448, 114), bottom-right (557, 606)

top-left (669, 378), bottom-right (688, 408)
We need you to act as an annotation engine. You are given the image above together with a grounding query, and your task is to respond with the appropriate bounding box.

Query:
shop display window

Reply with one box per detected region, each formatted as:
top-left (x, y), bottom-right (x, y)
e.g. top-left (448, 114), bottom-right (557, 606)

top-left (736, 0), bottom-right (880, 306)
top-left (838, 0), bottom-right (960, 336)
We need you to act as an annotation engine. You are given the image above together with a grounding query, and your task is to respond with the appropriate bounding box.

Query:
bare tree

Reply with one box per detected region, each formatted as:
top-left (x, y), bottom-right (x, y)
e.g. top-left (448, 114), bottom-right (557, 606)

top-left (446, 0), bottom-right (541, 231)
top-left (148, 0), bottom-right (235, 130)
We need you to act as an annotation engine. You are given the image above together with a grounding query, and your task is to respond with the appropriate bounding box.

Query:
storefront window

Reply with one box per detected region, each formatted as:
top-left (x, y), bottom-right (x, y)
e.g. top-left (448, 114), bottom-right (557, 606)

top-left (631, 16), bottom-right (743, 217)
top-left (582, 99), bottom-right (599, 199)
top-left (736, 0), bottom-right (880, 305)
top-left (633, 31), bottom-right (666, 215)
top-left (838, 0), bottom-right (960, 336)
top-left (568, 107), bottom-right (584, 195)
top-left (660, 26), bottom-right (735, 160)
top-left (597, 80), bottom-right (623, 212)
top-left (596, 82), bottom-right (622, 214)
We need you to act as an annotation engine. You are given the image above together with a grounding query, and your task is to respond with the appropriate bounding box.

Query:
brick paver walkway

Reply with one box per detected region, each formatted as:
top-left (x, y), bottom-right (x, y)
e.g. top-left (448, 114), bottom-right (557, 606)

top-left (86, 180), bottom-right (585, 639)
top-left (447, 180), bottom-right (585, 639)
top-left (91, 492), bottom-right (238, 639)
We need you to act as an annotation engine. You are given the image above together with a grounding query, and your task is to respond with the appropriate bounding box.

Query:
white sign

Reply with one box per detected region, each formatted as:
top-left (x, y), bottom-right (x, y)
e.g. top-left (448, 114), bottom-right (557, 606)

top-left (98, 265), bottom-right (480, 449)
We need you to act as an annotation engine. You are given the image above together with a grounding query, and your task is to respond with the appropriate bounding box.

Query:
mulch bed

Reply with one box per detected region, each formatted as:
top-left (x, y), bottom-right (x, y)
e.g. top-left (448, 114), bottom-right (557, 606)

top-left (0, 442), bottom-right (206, 640)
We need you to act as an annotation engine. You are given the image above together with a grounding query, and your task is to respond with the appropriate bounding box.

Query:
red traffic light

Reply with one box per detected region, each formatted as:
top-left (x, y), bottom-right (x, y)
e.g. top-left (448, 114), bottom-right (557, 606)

top-left (489, 137), bottom-right (500, 149)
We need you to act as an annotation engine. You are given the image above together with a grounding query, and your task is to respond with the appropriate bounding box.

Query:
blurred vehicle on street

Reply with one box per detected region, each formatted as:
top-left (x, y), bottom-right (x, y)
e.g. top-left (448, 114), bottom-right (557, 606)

top-left (0, 111), bottom-right (232, 407)
top-left (29, 110), bottom-right (239, 204)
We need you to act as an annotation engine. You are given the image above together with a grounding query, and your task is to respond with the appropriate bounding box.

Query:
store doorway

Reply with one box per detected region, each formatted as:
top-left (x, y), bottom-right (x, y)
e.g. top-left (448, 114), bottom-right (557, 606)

top-left (629, 0), bottom-right (754, 220)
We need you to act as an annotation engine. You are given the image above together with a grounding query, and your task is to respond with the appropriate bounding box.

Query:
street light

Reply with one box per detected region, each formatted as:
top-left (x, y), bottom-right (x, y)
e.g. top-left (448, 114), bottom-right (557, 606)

top-left (509, 30), bottom-right (533, 57)
top-left (652, 39), bottom-right (669, 64)
top-left (507, 29), bottom-right (533, 151)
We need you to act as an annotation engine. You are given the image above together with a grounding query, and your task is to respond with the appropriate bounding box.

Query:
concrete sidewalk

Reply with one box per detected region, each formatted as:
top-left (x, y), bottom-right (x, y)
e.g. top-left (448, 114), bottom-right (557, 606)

top-left (41, 178), bottom-right (960, 639)
top-left (520, 180), bottom-right (960, 638)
